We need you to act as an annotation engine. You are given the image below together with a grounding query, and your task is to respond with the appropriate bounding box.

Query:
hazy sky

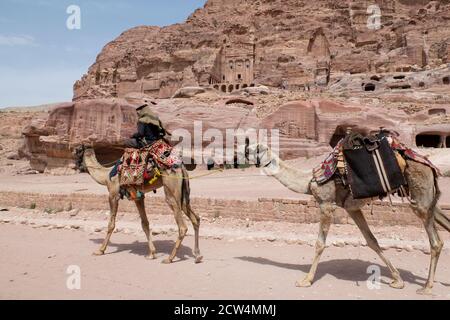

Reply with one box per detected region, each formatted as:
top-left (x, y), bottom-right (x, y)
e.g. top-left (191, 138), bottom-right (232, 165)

top-left (0, 0), bottom-right (207, 108)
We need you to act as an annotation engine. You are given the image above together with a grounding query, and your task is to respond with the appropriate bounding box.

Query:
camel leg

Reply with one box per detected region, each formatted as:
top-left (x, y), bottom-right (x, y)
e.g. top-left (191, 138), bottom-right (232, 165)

top-left (93, 194), bottom-right (119, 256)
top-left (162, 174), bottom-right (188, 264)
top-left (135, 198), bottom-right (157, 260)
top-left (184, 204), bottom-right (203, 264)
top-left (404, 161), bottom-right (443, 295)
top-left (296, 203), bottom-right (333, 287)
top-left (162, 201), bottom-right (187, 264)
top-left (417, 209), bottom-right (443, 295)
top-left (347, 209), bottom-right (404, 289)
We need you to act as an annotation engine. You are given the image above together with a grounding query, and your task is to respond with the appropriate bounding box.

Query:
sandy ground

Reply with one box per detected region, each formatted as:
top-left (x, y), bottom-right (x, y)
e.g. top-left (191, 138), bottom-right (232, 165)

top-left (0, 168), bottom-right (309, 200)
top-left (1, 168), bottom-right (450, 202)
top-left (1, 158), bottom-right (450, 300)
top-left (0, 222), bottom-right (449, 300)
top-left (2, 207), bottom-right (450, 252)
top-left (1, 207), bottom-right (450, 300)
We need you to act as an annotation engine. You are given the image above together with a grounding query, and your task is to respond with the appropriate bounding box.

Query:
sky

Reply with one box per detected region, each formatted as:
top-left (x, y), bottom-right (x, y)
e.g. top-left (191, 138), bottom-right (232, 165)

top-left (0, 0), bottom-right (207, 108)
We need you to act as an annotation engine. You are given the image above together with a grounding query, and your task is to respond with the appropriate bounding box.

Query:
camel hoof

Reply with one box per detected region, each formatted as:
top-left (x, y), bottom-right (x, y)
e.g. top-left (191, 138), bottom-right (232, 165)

top-left (92, 250), bottom-right (105, 256)
top-left (195, 255), bottom-right (203, 264)
top-left (162, 258), bottom-right (172, 264)
top-left (416, 287), bottom-right (433, 296)
top-left (295, 279), bottom-right (312, 288)
top-left (145, 254), bottom-right (157, 260)
top-left (389, 279), bottom-right (405, 289)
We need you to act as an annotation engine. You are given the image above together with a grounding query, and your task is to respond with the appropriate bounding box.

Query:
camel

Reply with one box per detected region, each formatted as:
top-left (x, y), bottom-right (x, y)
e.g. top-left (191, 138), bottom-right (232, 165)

top-left (78, 147), bottom-right (203, 264)
top-left (243, 143), bottom-right (450, 295)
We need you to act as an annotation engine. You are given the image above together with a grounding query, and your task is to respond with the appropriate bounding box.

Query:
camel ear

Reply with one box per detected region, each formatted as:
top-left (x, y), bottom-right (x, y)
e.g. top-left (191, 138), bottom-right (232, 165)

top-left (136, 104), bottom-right (148, 111)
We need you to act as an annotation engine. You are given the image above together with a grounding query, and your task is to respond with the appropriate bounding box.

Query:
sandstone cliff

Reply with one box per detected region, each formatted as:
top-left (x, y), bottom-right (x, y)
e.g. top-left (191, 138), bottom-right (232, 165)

top-left (23, 95), bottom-right (450, 173)
top-left (74, 0), bottom-right (450, 101)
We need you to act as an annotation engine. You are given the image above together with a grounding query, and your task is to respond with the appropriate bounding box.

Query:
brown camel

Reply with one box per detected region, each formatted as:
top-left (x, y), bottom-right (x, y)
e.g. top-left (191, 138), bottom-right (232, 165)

top-left (80, 147), bottom-right (203, 264)
top-left (243, 143), bottom-right (450, 295)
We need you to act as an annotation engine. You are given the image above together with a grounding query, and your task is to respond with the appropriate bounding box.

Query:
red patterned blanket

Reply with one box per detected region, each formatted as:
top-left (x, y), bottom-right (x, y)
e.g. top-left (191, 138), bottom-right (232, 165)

top-left (313, 136), bottom-right (441, 185)
top-left (118, 139), bottom-right (181, 187)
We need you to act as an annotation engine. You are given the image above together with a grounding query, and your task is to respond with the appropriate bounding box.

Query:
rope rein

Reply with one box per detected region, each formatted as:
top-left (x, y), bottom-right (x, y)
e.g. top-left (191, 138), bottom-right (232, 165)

top-left (147, 167), bottom-right (227, 182)
top-left (82, 162), bottom-right (254, 181)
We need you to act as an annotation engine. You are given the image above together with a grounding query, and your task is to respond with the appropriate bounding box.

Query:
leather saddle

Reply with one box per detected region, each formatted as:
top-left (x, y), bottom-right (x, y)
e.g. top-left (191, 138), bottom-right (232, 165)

top-left (342, 132), bottom-right (381, 152)
top-left (341, 130), bottom-right (407, 199)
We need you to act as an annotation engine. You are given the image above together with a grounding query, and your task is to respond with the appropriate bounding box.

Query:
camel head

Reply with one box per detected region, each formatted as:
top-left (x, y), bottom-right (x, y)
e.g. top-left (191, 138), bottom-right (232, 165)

top-left (74, 145), bottom-right (112, 186)
top-left (73, 145), bottom-right (93, 173)
top-left (243, 143), bottom-right (280, 175)
top-left (245, 143), bottom-right (268, 166)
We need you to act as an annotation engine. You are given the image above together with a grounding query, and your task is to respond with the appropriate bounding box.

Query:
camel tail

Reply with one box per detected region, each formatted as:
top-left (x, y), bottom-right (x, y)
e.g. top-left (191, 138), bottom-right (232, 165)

top-left (431, 170), bottom-right (441, 213)
top-left (181, 165), bottom-right (191, 210)
top-left (430, 170), bottom-right (450, 233)
top-left (82, 148), bottom-right (113, 186)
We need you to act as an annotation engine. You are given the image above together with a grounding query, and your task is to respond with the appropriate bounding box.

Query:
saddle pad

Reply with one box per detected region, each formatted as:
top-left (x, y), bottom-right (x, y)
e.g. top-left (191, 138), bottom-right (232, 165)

top-left (147, 139), bottom-right (181, 169)
top-left (313, 141), bottom-right (341, 184)
top-left (344, 136), bottom-right (406, 199)
top-left (119, 148), bottom-right (151, 186)
top-left (390, 138), bottom-right (442, 176)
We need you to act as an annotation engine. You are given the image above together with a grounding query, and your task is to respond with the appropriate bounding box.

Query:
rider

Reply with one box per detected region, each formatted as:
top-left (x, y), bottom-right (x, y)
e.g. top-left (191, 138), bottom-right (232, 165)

top-left (116, 101), bottom-right (172, 200)
top-left (126, 100), bottom-right (170, 148)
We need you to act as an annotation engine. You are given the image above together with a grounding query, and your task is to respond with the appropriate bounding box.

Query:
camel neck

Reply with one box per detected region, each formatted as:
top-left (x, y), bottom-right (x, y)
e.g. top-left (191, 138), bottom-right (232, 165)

top-left (268, 155), bottom-right (311, 194)
top-left (83, 150), bottom-right (112, 186)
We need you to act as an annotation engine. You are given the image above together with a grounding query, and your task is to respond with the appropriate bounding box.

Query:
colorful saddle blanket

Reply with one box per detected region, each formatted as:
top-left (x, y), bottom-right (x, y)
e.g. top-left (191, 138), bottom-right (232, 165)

top-left (390, 138), bottom-right (441, 176)
top-left (116, 139), bottom-right (181, 187)
top-left (313, 134), bottom-right (441, 196)
top-left (312, 142), bottom-right (342, 185)
top-left (147, 139), bottom-right (182, 169)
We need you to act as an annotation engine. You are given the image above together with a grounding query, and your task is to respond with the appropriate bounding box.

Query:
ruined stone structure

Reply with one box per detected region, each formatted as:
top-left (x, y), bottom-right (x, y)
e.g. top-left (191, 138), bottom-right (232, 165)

top-left (22, 96), bottom-right (450, 172)
top-left (210, 37), bottom-right (256, 93)
top-left (329, 64), bottom-right (450, 94)
top-left (307, 28), bottom-right (331, 87)
top-left (73, 0), bottom-right (450, 101)
top-left (23, 0), bottom-right (450, 172)
top-left (21, 100), bottom-right (137, 172)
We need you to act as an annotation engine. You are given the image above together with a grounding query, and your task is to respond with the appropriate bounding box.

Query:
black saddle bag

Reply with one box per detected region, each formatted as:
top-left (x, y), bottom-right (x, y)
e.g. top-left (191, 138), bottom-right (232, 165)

top-left (343, 133), bottom-right (406, 199)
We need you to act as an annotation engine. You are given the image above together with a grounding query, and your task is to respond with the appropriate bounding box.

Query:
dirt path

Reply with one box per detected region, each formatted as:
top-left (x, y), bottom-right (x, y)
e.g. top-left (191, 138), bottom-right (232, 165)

top-left (1, 170), bottom-right (449, 202)
top-left (1, 222), bottom-right (449, 300)
top-left (1, 168), bottom-right (450, 300)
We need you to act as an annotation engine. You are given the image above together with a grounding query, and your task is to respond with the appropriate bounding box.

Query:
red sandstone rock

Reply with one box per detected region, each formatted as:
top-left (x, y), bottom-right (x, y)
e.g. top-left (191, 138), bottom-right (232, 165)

top-left (259, 99), bottom-right (414, 158)
top-left (73, 0), bottom-right (450, 100)
top-left (23, 96), bottom-right (449, 172)
top-left (16, 1), bottom-right (450, 172)
top-left (22, 98), bottom-right (260, 171)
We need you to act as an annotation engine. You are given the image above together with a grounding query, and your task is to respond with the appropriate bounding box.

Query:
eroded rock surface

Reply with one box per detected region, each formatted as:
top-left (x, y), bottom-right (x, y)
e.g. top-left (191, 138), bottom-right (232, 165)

top-left (73, 0), bottom-right (450, 100)
top-left (21, 96), bottom-right (450, 173)
top-left (10, 0), bottom-right (450, 172)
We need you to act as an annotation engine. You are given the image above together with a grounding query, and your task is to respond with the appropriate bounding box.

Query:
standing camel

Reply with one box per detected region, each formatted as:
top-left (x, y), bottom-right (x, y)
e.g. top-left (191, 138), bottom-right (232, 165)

top-left (79, 147), bottom-right (203, 264)
top-left (243, 144), bottom-right (450, 295)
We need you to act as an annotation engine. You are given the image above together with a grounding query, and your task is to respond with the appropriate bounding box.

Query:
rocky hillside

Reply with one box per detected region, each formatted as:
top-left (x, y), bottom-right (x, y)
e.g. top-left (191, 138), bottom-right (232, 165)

top-left (12, 0), bottom-right (450, 174)
top-left (0, 108), bottom-right (48, 174)
top-left (74, 0), bottom-right (450, 101)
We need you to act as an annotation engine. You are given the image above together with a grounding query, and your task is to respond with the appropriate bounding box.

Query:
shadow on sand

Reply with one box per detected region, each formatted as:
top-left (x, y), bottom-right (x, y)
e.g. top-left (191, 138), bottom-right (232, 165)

top-left (236, 256), bottom-right (450, 287)
top-left (90, 238), bottom-right (194, 262)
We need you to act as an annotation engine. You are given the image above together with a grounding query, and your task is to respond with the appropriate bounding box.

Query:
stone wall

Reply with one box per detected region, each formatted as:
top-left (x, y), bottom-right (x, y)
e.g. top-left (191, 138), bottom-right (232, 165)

top-left (1, 191), bottom-right (449, 227)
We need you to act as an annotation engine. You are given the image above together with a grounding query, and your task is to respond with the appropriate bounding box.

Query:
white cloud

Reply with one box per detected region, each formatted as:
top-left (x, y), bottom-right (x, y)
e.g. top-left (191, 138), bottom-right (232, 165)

top-left (0, 35), bottom-right (37, 47)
